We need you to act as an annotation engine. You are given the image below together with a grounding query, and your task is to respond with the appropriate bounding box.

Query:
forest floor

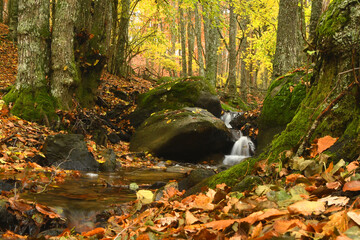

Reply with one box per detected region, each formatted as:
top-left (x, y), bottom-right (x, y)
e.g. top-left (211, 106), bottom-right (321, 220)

top-left (1, 23), bottom-right (360, 240)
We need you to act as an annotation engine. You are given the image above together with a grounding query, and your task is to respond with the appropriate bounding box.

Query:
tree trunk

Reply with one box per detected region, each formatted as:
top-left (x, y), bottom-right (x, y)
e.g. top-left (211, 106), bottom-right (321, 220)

top-left (179, 1), bottom-right (187, 77)
top-left (187, 9), bottom-right (194, 76)
top-left (51, 0), bottom-right (78, 109)
top-left (170, 0), bottom-right (177, 77)
top-left (194, 3), bottom-right (204, 76)
top-left (227, 0), bottom-right (237, 95)
top-left (74, 0), bottom-right (111, 107)
top-left (0, 0), bottom-right (3, 23)
top-left (107, 0), bottom-right (118, 73)
top-left (8, 0), bottom-right (18, 41)
top-left (309, 0), bottom-right (323, 45)
top-left (113, 0), bottom-right (130, 77)
top-left (4, 0), bottom-right (54, 122)
top-left (272, 0), bottom-right (304, 78)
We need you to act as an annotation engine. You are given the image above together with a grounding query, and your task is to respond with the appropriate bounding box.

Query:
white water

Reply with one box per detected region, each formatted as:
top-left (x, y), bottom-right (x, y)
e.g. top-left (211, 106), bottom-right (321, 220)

top-left (221, 112), bottom-right (255, 166)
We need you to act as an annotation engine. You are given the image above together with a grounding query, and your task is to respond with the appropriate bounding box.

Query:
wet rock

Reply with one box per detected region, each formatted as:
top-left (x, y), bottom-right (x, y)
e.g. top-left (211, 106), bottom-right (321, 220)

top-left (178, 169), bottom-right (216, 191)
top-left (92, 127), bottom-right (108, 146)
top-left (130, 108), bottom-right (233, 163)
top-left (108, 132), bottom-right (121, 144)
top-left (0, 179), bottom-right (20, 192)
top-left (0, 199), bottom-right (18, 232)
top-left (99, 149), bottom-right (118, 172)
top-left (129, 78), bottom-right (221, 128)
top-left (43, 134), bottom-right (99, 171)
top-left (118, 130), bottom-right (131, 142)
top-left (154, 182), bottom-right (179, 201)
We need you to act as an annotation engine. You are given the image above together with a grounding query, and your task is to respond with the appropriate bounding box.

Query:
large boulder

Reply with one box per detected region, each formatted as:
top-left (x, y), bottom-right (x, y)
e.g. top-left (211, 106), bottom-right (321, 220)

top-left (257, 70), bottom-right (307, 152)
top-left (130, 107), bottom-right (233, 162)
top-left (43, 134), bottom-right (99, 171)
top-left (130, 78), bottom-right (222, 128)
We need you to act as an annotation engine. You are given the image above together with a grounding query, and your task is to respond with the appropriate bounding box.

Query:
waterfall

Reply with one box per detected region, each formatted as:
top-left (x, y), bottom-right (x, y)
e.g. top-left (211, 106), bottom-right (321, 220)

top-left (221, 111), bottom-right (255, 166)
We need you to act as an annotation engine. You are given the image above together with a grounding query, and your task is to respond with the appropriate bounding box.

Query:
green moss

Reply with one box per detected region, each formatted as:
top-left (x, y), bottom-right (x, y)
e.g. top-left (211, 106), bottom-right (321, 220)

top-left (3, 87), bottom-right (57, 122)
top-left (221, 103), bottom-right (240, 112)
top-left (259, 71), bottom-right (307, 129)
top-left (317, 0), bottom-right (350, 38)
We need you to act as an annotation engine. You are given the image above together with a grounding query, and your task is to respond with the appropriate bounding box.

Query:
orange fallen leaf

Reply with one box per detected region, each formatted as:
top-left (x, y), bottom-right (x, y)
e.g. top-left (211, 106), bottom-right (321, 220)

top-left (316, 135), bottom-right (338, 154)
top-left (343, 181), bottom-right (360, 192)
top-left (253, 230), bottom-right (279, 240)
top-left (257, 209), bottom-right (288, 221)
top-left (36, 204), bottom-right (61, 219)
top-left (273, 219), bottom-right (305, 234)
top-left (286, 173), bottom-right (304, 184)
top-left (2, 230), bottom-right (27, 239)
top-left (250, 222), bottom-right (263, 239)
top-left (322, 210), bottom-right (347, 236)
top-left (326, 181), bottom-right (342, 190)
top-left (82, 227), bottom-right (105, 237)
top-left (8, 197), bottom-right (33, 212)
top-left (346, 161), bottom-right (359, 173)
top-left (347, 210), bottom-right (360, 225)
top-left (204, 219), bottom-right (237, 230)
top-left (288, 200), bottom-right (325, 216)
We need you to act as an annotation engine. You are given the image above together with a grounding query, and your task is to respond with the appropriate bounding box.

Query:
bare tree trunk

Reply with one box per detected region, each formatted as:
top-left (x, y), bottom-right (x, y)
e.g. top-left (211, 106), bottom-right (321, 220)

top-left (187, 9), bottom-right (194, 76)
top-left (4, 0), bottom-right (53, 122)
top-left (0, 0), bottom-right (3, 23)
top-left (194, 3), bottom-right (204, 76)
top-left (170, 0), bottom-right (177, 77)
top-left (309, 0), bottom-right (323, 45)
top-left (273, 0), bottom-right (304, 78)
top-left (227, 0), bottom-right (237, 95)
top-left (8, 0), bottom-right (18, 41)
top-left (179, 0), bottom-right (187, 77)
top-left (51, 0), bottom-right (79, 109)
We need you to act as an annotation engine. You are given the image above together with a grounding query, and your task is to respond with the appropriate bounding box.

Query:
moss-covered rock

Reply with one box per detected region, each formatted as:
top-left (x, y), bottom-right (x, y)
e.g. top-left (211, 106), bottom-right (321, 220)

top-left (130, 78), bottom-right (221, 127)
top-left (257, 71), bottom-right (308, 151)
top-left (130, 107), bottom-right (233, 163)
top-left (3, 87), bottom-right (57, 123)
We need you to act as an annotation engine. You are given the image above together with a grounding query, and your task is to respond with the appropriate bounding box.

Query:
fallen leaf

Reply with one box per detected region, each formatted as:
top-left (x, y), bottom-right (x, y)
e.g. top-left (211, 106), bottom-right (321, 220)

top-left (288, 200), bottom-right (325, 216)
top-left (250, 222), bottom-right (263, 239)
top-left (82, 227), bottom-right (105, 237)
top-left (344, 181), bottom-right (360, 192)
top-left (326, 181), bottom-right (342, 190)
top-left (273, 219), bottom-right (304, 234)
top-left (35, 204), bottom-right (61, 219)
top-left (186, 210), bottom-right (199, 225)
top-left (347, 211), bottom-right (360, 225)
top-left (136, 190), bottom-right (154, 204)
top-left (257, 209), bottom-right (288, 221)
top-left (318, 196), bottom-right (349, 206)
top-left (317, 135), bottom-right (338, 154)
top-left (8, 198), bottom-right (33, 212)
top-left (322, 210), bottom-right (347, 236)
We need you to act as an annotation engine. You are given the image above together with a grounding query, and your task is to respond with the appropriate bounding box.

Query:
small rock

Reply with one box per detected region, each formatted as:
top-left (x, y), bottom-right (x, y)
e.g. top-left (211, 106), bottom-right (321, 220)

top-left (178, 169), bottom-right (215, 191)
top-left (108, 132), bottom-right (121, 144)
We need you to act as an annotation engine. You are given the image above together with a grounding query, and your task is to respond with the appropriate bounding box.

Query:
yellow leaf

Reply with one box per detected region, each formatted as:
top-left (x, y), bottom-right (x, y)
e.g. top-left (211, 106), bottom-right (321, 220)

top-left (166, 119), bottom-right (172, 124)
top-left (136, 190), bottom-right (154, 204)
top-left (63, 65), bottom-right (68, 71)
top-left (94, 59), bottom-right (99, 66)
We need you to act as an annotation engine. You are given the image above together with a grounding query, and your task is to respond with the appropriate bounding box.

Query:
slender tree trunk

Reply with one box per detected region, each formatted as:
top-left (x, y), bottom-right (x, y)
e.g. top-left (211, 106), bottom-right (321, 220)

top-left (309, 0), bottom-right (323, 44)
top-left (179, 0), bottom-right (187, 77)
top-left (0, 0), bottom-right (3, 23)
top-left (114, 0), bottom-right (130, 77)
top-left (227, 0), bottom-right (237, 94)
top-left (273, 0), bottom-right (304, 78)
top-left (107, 0), bottom-right (118, 73)
top-left (8, 0), bottom-right (18, 41)
top-left (51, 0), bottom-right (78, 109)
top-left (4, 0), bottom-right (54, 122)
top-left (194, 3), bottom-right (204, 76)
top-left (187, 9), bottom-right (194, 76)
top-left (170, 0), bottom-right (177, 77)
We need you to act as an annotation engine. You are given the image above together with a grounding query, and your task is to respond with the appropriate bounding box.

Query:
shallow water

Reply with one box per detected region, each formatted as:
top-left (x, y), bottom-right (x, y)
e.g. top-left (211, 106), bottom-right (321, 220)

top-left (20, 168), bottom-right (187, 212)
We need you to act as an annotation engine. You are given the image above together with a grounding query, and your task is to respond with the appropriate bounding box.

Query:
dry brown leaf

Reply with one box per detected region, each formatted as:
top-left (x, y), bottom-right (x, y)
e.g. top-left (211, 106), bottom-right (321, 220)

top-left (343, 181), bottom-right (360, 192)
top-left (286, 174), bottom-right (304, 184)
top-left (273, 219), bottom-right (304, 234)
top-left (288, 200), bottom-right (325, 216)
top-left (253, 230), bottom-right (279, 240)
top-left (35, 204), bottom-right (61, 219)
top-left (193, 194), bottom-right (214, 210)
top-left (336, 235), bottom-right (353, 240)
top-left (250, 222), bottom-right (263, 239)
top-left (318, 196), bottom-right (349, 206)
top-left (322, 210), bottom-right (348, 236)
top-left (326, 182), bottom-right (342, 190)
top-left (257, 209), bottom-right (288, 221)
top-left (82, 227), bottom-right (105, 237)
top-left (347, 210), bottom-right (360, 225)
top-left (204, 219), bottom-right (238, 230)
top-left (346, 161), bottom-right (359, 173)
top-left (186, 210), bottom-right (199, 225)
top-left (8, 198), bottom-right (33, 212)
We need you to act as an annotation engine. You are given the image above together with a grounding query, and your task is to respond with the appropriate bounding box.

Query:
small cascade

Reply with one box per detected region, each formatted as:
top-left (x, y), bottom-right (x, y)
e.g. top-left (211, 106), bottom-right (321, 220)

top-left (221, 111), bottom-right (255, 166)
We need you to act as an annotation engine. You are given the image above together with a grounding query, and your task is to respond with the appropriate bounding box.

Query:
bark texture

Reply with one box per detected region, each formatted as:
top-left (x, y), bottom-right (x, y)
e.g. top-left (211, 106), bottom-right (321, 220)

top-left (179, 1), bottom-right (187, 77)
top-left (227, 0), bottom-right (237, 94)
top-left (273, 0), bottom-right (304, 78)
top-left (309, 0), bottom-right (323, 44)
top-left (8, 0), bottom-right (18, 41)
top-left (187, 9), bottom-right (194, 76)
top-left (0, 0), bottom-right (3, 22)
top-left (194, 4), bottom-right (204, 76)
top-left (4, 0), bottom-right (54, 122)
top-left (51, 0), bottom-right (78, 109)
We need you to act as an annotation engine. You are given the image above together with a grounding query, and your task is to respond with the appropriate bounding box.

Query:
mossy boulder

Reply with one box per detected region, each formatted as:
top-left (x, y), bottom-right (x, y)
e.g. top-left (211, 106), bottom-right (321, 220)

top-left (130, 78), bottom-right (222, 128)
top-left (130, 107), bottom-right (233, 163)
top-left (257, 71), bottom-right (308, 151)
